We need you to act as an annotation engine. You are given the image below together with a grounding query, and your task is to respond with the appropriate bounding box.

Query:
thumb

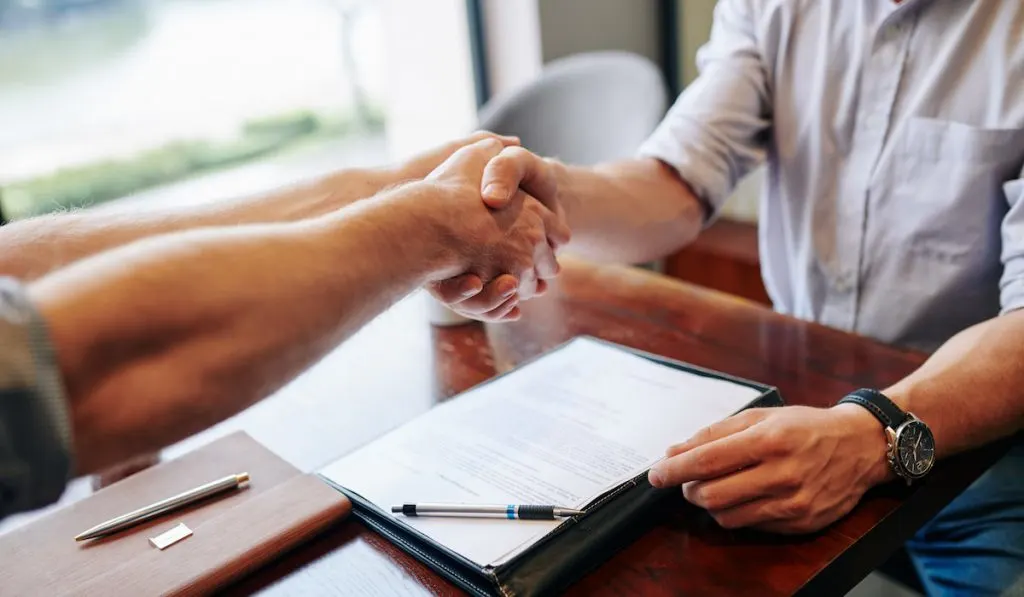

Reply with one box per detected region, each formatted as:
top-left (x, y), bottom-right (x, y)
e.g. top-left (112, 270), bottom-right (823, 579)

top-left (481, 147), bottom-right (558, 212)
top-left (480, 146), bottom-right (534, 209)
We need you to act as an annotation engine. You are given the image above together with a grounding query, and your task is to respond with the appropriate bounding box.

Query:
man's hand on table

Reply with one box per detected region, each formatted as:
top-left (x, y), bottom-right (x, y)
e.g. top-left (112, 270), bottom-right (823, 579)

top-left (647, 404), bottom-right (892, 534)
top-left (416, 138), bottom-right (570, 322)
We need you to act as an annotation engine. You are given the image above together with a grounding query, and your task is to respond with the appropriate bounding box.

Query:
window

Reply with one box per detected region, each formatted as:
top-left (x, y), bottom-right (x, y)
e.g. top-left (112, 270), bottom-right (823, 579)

top-left (0, 0), bottom-right (389, 219)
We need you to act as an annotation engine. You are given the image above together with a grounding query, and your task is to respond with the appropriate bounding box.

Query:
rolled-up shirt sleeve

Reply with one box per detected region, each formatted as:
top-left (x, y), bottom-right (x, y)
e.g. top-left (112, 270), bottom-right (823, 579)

top-left (0, 277), bottom-right (73, 520)
top-left (637, 0), bottom-right (771, 222)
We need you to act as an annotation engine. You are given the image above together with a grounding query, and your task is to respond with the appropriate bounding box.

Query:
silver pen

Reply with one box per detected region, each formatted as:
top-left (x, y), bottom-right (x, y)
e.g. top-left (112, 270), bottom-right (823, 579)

top-left (75, 472), bottom-right (250, 541)
top-left (392, 503), bottom-right (584, 520)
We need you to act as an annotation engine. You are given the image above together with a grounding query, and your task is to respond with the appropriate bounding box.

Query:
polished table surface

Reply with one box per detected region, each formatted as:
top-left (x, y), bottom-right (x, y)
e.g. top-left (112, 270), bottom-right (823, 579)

top-left (147, 260), bottom-right (1006, 594)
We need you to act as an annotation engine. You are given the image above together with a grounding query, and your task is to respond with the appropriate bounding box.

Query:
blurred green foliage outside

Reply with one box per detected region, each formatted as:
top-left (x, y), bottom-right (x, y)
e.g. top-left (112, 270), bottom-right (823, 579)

top-left (3, 108), bottom-right (385, 219)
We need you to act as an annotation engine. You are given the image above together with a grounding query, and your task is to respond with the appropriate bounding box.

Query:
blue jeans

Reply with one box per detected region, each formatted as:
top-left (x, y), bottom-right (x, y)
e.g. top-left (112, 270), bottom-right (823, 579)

top-left (905, 442), bottom-right (1024, 596)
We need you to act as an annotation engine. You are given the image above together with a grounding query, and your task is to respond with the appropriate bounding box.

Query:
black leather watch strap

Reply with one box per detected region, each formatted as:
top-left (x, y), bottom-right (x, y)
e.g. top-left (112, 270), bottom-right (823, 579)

top-left (837, 388), bottom-right (909, 430)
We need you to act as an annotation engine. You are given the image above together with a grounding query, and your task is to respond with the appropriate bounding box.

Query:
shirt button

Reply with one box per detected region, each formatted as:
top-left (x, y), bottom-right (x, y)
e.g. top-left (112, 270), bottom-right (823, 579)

top-left (834, 273), bottom-right (855, 293)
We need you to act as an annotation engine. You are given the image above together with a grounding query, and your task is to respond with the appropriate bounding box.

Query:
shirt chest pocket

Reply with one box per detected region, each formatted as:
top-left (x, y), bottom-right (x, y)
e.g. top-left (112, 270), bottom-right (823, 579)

top-left (887, 117), bottom-right (1024, 261)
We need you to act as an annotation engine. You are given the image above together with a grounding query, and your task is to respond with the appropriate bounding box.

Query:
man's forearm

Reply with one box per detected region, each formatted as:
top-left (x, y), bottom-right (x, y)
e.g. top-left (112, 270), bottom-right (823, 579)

top-left (0, 131), bottom-right (519, 282)
top-left (27, 184), bottom-right (446, 474)
top-left (553, 158), bottom-right (705, 264)
top-left (0, 165), bottom-right (399, 281)
top-left (884, 310), bottom-right (1024, 457)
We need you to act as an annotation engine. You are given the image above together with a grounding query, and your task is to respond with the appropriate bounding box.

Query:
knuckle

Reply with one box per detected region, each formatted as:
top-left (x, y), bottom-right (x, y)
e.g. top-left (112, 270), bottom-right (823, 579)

top-left (759, 425), bottom-right (791, 456)
top-left (484, 137), bottom-right (503, 151)
top-left (784, 493), bottom-right (813, 519)
top-left (694, 425), bottom-right (714, 442)
top-left (690, 450), bottom-right (715, 476)
top-left (687, 483), bottom-right (714, 509)
top-left (776, 469), bottom-right (803, 493)
top-left (688, 424), bottom-right (718, 449)
top-left (503, 145), bottom-right (530, 159)
top-left (739, 408), bottom-right (768, 426)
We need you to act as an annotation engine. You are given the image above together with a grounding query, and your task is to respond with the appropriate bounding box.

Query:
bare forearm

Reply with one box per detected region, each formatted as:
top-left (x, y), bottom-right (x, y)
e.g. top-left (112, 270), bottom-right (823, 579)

top-left (885, 310), bottom-right (1024, 457)
top-left (28, 186), bottom-right (443, 474)
top-left (0, 165), bottom-right (398, 281)
top-left (555, 158), bottom-right (705, 263)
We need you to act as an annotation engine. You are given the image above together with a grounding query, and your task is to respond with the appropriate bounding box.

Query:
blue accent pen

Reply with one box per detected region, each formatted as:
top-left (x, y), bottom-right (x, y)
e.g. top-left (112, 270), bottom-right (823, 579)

top-left (392, 503), bottom-right (584, 520)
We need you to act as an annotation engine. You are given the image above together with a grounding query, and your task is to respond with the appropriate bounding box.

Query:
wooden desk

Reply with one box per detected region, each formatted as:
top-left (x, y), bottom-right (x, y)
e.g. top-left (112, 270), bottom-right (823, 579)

top-left (114, 261), bottom-right (1015, 594)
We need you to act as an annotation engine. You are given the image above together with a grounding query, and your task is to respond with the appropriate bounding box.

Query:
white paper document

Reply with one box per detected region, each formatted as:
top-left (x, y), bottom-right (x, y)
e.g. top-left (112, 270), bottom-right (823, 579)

top-left (319, 337), bottom-right (761, 568)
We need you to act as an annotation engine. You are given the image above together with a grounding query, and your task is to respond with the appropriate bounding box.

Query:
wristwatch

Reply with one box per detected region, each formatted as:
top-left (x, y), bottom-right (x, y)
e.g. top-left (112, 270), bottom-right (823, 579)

top-left (838, 388), bottom-right (936, 485)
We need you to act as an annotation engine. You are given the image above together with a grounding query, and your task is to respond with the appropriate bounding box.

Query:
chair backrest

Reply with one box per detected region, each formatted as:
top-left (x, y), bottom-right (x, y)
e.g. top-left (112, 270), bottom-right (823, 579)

top-left (477, 51), bottom-right (668, 166)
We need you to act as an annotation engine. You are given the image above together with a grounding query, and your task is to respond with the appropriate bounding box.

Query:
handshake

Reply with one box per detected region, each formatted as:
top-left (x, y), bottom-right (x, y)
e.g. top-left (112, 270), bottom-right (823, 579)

top-left (388, 133), bottom-right (569, 323)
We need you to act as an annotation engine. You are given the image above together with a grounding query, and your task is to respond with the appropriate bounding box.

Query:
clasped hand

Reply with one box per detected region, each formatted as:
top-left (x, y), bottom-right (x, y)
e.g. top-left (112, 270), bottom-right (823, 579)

top-left (425, 137), bottom-right (567, 321)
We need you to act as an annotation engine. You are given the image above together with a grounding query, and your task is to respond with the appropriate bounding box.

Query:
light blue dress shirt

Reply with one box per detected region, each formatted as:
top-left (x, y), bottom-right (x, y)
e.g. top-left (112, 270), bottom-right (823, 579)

top-left (639, 0), bottom-right (1024, 352)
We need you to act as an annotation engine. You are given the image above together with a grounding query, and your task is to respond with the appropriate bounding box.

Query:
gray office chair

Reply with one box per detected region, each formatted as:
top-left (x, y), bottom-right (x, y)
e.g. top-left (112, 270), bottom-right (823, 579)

top-left (477, 51), bottom-right (669, 165)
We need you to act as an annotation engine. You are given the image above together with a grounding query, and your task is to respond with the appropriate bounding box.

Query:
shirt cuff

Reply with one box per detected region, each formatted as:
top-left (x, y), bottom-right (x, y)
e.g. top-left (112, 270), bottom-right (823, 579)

top-left (0, 277), bottom-right (73, 519)
top-left (1000, 276), bottom-right (1024, 316)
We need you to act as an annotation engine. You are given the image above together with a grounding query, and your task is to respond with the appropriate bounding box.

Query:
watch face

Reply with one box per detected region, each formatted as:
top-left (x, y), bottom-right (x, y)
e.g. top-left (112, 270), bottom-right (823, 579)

top-left (897, 420), bottom-right (935, 478)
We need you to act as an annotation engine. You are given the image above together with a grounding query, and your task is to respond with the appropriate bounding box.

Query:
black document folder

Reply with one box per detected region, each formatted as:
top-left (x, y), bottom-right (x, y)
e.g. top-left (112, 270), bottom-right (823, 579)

top-left (319, 336), bottom-right (783, 597)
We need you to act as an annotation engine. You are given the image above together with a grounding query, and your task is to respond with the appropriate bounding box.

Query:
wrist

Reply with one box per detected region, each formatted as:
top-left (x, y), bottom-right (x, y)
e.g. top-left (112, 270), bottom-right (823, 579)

top-left (406, 181), bottom-right (469, 279)
top-left (288, 166), bottom-right (408, 220)
top-left (831, 403), bottom-right (894, 487)
top-left (323, 166), bottom-right (398, 207)
top-left (549, 159), bottom-right (575, 220)
top-left (321, 181), bottom-right (463, 282)
top-left (386, 161), bottom-right (426, 186)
